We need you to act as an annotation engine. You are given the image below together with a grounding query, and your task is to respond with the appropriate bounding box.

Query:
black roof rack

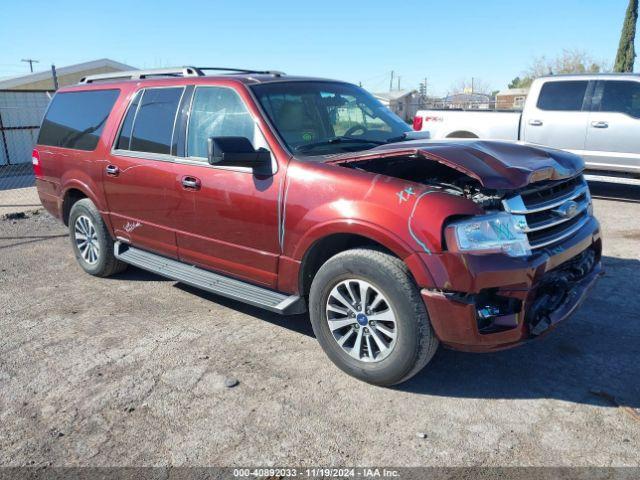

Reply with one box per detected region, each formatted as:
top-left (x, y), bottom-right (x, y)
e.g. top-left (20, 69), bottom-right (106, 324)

top-left (80, 66), bottom-right (286, 84)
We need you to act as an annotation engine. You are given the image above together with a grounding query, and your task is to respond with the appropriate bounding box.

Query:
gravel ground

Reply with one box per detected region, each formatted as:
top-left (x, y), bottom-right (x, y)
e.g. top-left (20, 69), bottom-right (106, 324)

top-left (0, 181), bottom-right (639, 467)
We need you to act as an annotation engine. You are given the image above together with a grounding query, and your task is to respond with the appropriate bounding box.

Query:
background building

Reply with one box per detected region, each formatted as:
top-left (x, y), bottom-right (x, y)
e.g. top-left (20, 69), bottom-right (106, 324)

top-left (440, 92), bottom-right (493, 110)
top-left (0, 59), bottom-right (136, 168)
top-left (373, 90), bottom-right (419, 122)
top-left (0, 58), bottom-right (135, 90)
top-left (495, 87), bottom-right (529, 110)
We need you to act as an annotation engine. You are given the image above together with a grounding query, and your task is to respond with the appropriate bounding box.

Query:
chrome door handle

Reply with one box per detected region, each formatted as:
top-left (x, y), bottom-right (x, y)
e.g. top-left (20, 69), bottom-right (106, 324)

top-left (105, 165), bottom-right (119, 176)
top-left (528, 119), bottom-right (543, 126)
top-left (181, 176), bottom-right (200, 190)
top-left (591, 121), bottom-right (608, 128)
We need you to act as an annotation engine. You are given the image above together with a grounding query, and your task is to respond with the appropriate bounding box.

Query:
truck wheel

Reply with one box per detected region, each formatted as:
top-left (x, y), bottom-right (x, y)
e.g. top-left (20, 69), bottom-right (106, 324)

top-left (309, 248), bottom-right (439, 386)
top-left (68, 198), bottom-right (127, 277)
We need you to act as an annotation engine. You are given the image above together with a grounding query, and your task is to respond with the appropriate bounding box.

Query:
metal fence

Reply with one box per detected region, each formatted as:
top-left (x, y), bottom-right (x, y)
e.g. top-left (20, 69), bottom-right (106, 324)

top-left (0, 90), bottom-right (52, 216)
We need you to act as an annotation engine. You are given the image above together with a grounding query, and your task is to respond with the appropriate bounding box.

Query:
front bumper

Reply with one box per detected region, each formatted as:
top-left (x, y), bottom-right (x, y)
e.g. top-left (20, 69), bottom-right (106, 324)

top-left (419, 216), bottom-right (602, 352)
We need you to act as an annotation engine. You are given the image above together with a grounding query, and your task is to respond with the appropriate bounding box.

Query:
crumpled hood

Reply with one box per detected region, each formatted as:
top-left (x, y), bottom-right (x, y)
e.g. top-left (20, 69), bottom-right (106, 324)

top-left (325, 139), bottom-right (584, 190)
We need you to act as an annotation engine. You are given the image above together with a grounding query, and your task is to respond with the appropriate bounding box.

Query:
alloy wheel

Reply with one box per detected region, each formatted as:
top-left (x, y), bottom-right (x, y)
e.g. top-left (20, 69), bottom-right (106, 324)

top-left (325, 279), bottom-right (398, 362)
top-left (74, 215), bottom-right (100, 265)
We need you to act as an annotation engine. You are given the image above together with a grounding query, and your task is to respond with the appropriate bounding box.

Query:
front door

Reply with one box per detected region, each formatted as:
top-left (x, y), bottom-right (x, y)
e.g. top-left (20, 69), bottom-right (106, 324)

top-left (102, 87), bottom-right (185, 257)
top-left (521, 79), bottom-right (591, 154)
top-left (171, 85), bottom-right (282, 287)
top-left (583, 79), bottom-right (640, 173)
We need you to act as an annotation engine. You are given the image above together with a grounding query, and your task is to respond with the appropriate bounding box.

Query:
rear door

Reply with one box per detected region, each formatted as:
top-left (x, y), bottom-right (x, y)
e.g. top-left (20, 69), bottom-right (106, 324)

top-left (102, 86), bottom-right (185, 257)
top-left (583, 79), bottom-right (640, 173)
top-left (521, 79), bottom-right (591, 153)
top-left (170, 85), bottom-right (282, 287)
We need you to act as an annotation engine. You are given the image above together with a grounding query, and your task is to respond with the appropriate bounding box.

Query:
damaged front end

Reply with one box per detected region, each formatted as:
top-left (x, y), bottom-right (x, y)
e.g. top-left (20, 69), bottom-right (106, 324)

top-left (327, 139), bottom-right (602, 350)
top-left (328, 139), bottom-right (584, 209)
top-left (330, 139), bottom-right (594, 258)
top-left (526, 246), bottom-right (600, 336)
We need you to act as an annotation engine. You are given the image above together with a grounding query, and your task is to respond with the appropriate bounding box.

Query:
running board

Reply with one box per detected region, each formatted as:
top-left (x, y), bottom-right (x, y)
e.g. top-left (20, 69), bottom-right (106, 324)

top-left (114, 242), bottom-right (306, 315)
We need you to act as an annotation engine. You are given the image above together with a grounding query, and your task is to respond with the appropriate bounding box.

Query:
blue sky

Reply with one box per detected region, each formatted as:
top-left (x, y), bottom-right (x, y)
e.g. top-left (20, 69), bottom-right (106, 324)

top-left (1, 0), bottom-right (637, 95)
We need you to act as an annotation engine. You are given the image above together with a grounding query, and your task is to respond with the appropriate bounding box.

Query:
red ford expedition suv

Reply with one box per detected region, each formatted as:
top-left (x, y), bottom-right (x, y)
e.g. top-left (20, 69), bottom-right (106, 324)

top-left (33, 67), bottom-right (602, 386)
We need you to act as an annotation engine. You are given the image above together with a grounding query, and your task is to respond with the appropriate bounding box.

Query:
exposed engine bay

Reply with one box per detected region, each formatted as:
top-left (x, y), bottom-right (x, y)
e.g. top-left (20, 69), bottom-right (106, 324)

top-left (341, 154), bottom-right (506, 209)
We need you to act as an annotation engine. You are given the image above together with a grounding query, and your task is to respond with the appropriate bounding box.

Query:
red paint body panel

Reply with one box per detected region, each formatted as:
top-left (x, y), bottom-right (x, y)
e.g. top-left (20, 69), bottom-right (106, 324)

top-left (34, 75), bottom-right (602, 353)
top-left (103, 153), bottom-right (179, 257)
top-left (170, 164), bottom-right (281, 287)
top-left (282, 159), bottom-right (482, 262)
top-left (328, 140), bottom-right (583, 190)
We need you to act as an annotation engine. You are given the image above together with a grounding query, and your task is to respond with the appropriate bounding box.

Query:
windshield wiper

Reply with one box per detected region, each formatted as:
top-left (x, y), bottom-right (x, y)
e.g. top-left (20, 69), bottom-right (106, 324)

top-left (295, 136), bottom-right (385, 153)
top-left (384, 133), bottom-right (410, 144)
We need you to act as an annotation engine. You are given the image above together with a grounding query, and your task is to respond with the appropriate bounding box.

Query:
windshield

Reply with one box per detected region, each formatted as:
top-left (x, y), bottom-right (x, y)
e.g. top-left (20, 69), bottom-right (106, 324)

top-left (251, 81), bottom-right (411, 156)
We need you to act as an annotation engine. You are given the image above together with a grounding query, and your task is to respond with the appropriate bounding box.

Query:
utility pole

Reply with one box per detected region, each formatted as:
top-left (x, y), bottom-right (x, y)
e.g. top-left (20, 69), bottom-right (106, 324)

top-left (419, 77), bottom-right (428, 107)
top-left (51, 64), bottom-right (59, 90)
top-left (471, 77), bottom-right (475, 94)
top-left (389, 70), bottom-right (394, 91)
top-left (397, 76), bottom-right (401, 90)
top-left (21, 58), bottom-right (39, 72)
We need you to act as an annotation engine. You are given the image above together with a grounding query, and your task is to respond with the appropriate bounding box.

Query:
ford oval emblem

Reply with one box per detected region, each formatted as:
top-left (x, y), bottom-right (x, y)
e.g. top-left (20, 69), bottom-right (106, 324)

top-left (553, 201), bottom-right (579, 219)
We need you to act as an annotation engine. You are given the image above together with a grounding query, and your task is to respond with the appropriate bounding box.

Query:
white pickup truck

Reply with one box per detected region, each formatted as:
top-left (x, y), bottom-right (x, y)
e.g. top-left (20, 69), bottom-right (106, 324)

top-left (414, 74), bottom-right (640, 175)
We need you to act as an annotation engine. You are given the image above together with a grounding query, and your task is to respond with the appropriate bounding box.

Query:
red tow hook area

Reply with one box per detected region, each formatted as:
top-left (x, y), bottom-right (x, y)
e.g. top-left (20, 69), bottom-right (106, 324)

top-left (421, 246), bottom-right (603, 352)
top-left (527, 260), bottom-right (603, 337)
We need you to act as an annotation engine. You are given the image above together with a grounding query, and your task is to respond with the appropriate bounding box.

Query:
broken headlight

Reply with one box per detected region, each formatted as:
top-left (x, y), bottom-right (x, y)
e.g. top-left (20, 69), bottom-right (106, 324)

top-left (445, 212), bottom-right (531, 257)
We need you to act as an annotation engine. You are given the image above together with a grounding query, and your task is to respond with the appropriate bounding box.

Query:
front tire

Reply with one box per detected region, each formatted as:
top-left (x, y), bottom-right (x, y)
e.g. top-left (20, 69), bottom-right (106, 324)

top-left (309, 248), bottom-right (439, 386)
top-left (68, 198), bottom-right (127, 277)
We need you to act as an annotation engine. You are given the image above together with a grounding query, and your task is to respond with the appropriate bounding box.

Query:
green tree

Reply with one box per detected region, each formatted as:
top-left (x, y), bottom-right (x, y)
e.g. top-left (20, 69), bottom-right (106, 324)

top-left (614, 0), bottom-right (638, 72)
top-left (508, 77), bottom-right (522, 89)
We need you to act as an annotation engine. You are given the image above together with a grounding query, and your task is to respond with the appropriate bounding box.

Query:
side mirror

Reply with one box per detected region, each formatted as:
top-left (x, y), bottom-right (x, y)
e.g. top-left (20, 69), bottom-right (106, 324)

top-left (207, 136), bottom-right (271, 173)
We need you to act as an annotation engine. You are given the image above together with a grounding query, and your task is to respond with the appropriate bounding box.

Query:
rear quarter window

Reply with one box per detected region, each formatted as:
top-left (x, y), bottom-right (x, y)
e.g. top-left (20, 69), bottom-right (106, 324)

top-left (115, 87), bottom-right (184, 155)
top-left (38, 89), bottom-right (120, 150)
top-left (536, 81), bottom-right (588, 111)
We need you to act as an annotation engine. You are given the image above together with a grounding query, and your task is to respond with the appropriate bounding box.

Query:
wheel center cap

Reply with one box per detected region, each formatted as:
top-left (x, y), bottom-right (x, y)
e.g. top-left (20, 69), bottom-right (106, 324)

top-left (356, 313), bottom-right (369, 326)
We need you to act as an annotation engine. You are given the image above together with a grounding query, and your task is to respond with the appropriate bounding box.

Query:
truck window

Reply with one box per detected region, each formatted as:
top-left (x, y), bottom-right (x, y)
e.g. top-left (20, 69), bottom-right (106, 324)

top-left (117, 87), bottom-right (183, 155)
top-left (536, 81), bottom-right (588, 111)
top-left (186, 86), bottom-right (255, 159)
top-left (115, 90), bottom-right (142, 150)
top-left (38, 89), bottom-right (120, 151)
top-left (598, 81), bottom-right (640, 119)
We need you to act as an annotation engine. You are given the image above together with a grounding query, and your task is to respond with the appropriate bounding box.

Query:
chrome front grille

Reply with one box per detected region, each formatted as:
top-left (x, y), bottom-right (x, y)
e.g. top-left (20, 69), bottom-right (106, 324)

top-left (503, 175), bottom-right (592, 250)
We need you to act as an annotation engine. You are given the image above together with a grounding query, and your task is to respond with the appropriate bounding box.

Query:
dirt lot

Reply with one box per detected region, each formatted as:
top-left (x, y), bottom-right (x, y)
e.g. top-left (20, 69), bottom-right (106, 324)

top-left (0, 181), bottom-right (639, 467)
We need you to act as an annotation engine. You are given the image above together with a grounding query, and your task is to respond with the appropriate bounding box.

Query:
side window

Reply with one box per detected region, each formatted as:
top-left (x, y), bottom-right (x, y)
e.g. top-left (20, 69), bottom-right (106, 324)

top-left (187, 87), bottom-right (255, 158)
top-left (115, 91), bottom-right (142, 150)
top-left (598, 81), bottom-right (640, 119)
top-left (116, 87), bottom-right (183, 155)
top-left (537, 81), bottom-right (588, 111)
top-left (38, 89), bottom-right (120, 150)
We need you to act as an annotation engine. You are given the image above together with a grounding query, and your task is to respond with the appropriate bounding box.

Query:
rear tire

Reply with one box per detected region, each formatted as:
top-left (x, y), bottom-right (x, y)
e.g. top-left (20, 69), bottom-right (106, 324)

top-left (68, 198), bottom-right (127, 277)
top-left (309, 248), bottom-right (439, 386)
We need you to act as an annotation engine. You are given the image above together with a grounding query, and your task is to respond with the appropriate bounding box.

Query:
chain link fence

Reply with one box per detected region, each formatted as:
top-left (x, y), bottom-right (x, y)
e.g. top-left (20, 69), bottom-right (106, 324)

top-left (0, 90), bottom-right (52, 217)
